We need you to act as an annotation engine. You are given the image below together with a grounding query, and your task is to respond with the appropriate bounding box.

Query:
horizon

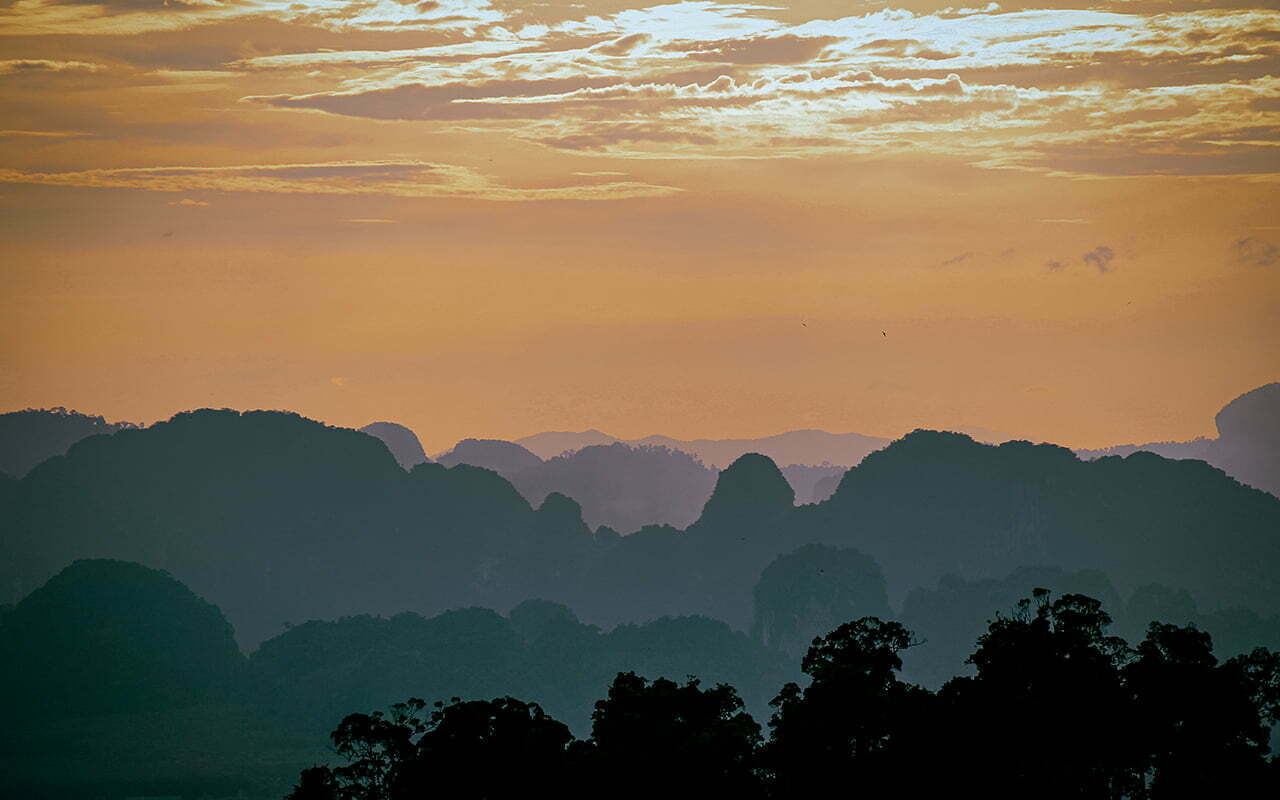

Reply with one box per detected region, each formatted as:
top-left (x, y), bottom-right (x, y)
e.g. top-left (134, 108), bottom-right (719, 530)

top-left (3, 383), bottom-right (1268, 456)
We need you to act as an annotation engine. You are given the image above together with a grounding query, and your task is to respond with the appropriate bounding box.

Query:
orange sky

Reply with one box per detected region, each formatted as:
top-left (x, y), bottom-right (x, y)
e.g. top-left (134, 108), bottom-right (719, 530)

top-left (1, 0), bottom-right (1278, 451)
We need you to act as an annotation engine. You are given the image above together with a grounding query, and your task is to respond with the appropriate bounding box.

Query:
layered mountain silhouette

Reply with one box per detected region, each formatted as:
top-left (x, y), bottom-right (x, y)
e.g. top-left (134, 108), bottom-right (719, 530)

top-left (4, 403), bottom-right (1279, 649)
top-left (1077, 382), bottom-right (1279, 498)
top-left (0, 560), bottom-right (790, 796)
top-left (0, 409), bottom-right (603, 646)
top-left (0, 408), bottom-right (136, 477)
top-left (512, 443), bottom-right (717, 531)
top-left (436, 437), bottom-right (544, 475)
top-left (359, 421), bottom-right (429, 469)
top-left (515, 428), bottom-right (887, 469)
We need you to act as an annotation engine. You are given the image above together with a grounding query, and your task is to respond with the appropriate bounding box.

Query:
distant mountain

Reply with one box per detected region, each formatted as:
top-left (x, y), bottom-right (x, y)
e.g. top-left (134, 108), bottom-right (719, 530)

top-left (0, 408), bottom-right (136, 477)
top-left (635, 430), bottom-right (889, 470)
top-left (515, 429), bottom-right (620, 459)
top-left (805, 430), bottom-right (1280, 615)
top-left (0, 409), bottom-right (600, 647)
top-left (359, 421), bottom-right (429, 469)
top-left (516, 428), bottom-right (888, 469)
top-left (6, 407), bottom-right (1279, 654)
top-left (1077, 382), bottom-right (1279, 498)
top-left (436, 438), bottom-right (544, 476)
top-left (511, 443), bottom-right (717, 532)
top-left (247, 600), bottom-right (789, 736)
top-left (779, 464), bottom-right (847, 505)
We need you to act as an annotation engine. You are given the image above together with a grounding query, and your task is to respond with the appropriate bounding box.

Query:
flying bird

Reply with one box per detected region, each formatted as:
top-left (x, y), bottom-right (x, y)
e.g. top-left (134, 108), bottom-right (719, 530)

top-left (881, 331), bottom-right (887, 337)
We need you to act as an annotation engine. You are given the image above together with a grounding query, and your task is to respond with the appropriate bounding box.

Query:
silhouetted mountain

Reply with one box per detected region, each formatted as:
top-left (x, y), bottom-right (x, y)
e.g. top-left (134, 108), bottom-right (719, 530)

top-left (1078, 382), bottom-right (1279, 498)
top-left (779, 464), bottom-right (847, 505)
top-left (1121, 582), bottom-right (1280, 660)
top-left (359, 421), bottom-right (429, 469)
top-left (510, 443), bottom-right (717, 531)
top-left (802, 430), bottom-right (1280, 615)
top-left (515, 429), bottom-right (620, 458)
top-left (1, 409), bottom-right (599, 647)
top-left (246, 600), bottom-right (788, 735)
top-left (697, 453), bottom-right (794, 528)
top-left (752, 544), bottom-right (891, 658)
top-left (517, 428), bottom-right (886, 469)
top-left (0, 408), bottom-right (136, 477)
top-left (505, 435), bottom-right (855, 530)
top-left (0, 559), bottom-right (243, 719)
top-left (435, 438), bottom-right (543, 477)
top-left (636, 430), bottom-right (886, 470)
top-left (6, 408), bottom-right (1280, 660)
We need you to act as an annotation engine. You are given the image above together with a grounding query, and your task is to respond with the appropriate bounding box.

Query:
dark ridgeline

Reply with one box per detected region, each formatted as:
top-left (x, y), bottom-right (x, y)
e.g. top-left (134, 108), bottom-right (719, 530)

top-left (284, 594), bottom-right (1279, 800)
top-left (3, 406), bottom-right (1280, 649)
top-left (244, 599), bottom-right (787, 737)
top-left (0, 559), bottom-right (242, 720)
top-left (0, 408), bottom-right (136, 478)
top-left (436, 438), bottom-right (719, 532)
top-left (0, 559), bottom-right (789, 798)
top-left (752, 544), bottom-right (892, 659)
top-left (1077, 381), bottom-right (1280, 498)
top-left (0, 389), bottom-right (1278, 797)
top-left (510, 442), bottom-right (719, 532)
top-left (514, 427), bottom-right (888, 469)
top-left (2, 560), bottom-right (1278, 794)
top-left (779, 463), bottom-right (847, 505)
top-left (358, 422), bottom-right (429, 470)
top-left (434, 437), bottom-right (543, 476)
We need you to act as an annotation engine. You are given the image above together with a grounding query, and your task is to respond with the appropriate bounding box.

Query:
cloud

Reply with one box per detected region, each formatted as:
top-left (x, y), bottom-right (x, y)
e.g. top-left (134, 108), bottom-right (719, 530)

top-left (1234, 236), bottom-right (1279, 267)
top-left (0, 59), bottom-right (105, 75)
top-left (1082, 245), bottom-right (1117, 273)
top-left (344, 218), bottom-right (399, 223)
top-left (591, 32), bottom-right (652, 57)
top-left (5, 2), bottom-right (1280, 182)
top-left (676, 34), bottom-right (841, 64)
top-left (0, 160), bottom-right (682, 201)
top-left (1, 0), bottom-right (506, 35)
top-left (1046, 260), bottom-right (1066, 271)
top-left (168, 197), bottom-right (209, 206)
top-left (0, 129), bottom-right (91, 138)
top-left (941, 252), bottom-right (974, 265)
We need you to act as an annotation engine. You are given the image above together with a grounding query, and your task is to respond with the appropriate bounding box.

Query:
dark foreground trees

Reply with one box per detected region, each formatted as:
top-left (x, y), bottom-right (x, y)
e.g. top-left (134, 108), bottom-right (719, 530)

top-left (290, 591), bottom-right (1280, 799)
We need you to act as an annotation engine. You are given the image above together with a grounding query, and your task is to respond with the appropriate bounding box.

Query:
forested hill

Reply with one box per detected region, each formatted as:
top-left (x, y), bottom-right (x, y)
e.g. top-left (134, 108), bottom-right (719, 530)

top-left (2, 409), bottom-right (1279, 649)
top-left (0, 408), bottom-right (136, 478)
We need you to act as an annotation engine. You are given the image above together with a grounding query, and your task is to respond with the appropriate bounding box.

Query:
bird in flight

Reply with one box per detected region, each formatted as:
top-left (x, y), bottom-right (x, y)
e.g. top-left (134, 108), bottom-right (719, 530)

top-left (881, 331), bottom-right (887, 337)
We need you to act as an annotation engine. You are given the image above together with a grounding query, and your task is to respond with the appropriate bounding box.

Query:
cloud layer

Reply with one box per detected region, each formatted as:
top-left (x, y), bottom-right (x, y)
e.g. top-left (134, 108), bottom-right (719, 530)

top-left (0, 0), bottom-right (1276, 197)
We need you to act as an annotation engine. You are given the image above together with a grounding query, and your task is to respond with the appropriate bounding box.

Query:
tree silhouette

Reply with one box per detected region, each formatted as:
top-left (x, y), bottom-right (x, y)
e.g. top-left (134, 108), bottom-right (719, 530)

top-left (288, 696), bottom-right (572, 800)
top-left (764, 617), bottom-right (933, 797)
top-left (1127, 623), bottom-right (1280, 796)
top-left (939, 590), bottom-right (1141, 798)
top-left (581, 671), bottom-right (764, 799)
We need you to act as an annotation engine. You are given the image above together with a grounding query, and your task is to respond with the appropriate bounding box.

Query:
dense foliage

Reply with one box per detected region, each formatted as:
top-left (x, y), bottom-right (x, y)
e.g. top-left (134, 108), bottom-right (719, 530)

top-left (290, 593), bottom-right (1280, 799)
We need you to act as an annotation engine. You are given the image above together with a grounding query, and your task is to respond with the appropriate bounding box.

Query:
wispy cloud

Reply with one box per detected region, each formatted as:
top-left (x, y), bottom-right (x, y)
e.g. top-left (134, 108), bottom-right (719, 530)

top-left (0, 58), bottom-right (104, 75)
top-left (219, 4), bottom-right (1280, 175)
top-left (0, 160), bottom-right (682, 201)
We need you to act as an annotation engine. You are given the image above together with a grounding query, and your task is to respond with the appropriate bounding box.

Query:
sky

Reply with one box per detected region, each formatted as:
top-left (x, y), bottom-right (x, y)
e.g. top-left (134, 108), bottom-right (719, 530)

top-left (1, 0), bottom-right (1277, 451)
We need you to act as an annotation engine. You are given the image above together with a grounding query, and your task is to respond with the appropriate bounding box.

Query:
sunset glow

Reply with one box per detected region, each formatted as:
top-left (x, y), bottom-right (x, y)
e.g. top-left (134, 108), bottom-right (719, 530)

top-left (2, 0), bottom-right (1277, 448)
